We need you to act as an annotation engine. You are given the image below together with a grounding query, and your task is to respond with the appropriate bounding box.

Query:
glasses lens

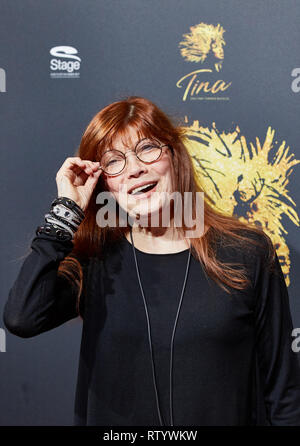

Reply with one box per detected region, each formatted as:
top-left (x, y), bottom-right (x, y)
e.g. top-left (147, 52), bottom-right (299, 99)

top-left (136, 139), bottom-right (162, 163)
top-left (100, 150), bottom-right (125, 175)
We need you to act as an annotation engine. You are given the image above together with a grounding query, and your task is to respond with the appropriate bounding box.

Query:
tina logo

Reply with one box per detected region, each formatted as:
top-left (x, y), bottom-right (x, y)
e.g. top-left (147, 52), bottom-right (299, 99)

top-left (183, 120), bottom-right (300, 286)
top-left (50, 46), bottom-right (81, 78)
top-left (176, 23), bottom-right (231, 101)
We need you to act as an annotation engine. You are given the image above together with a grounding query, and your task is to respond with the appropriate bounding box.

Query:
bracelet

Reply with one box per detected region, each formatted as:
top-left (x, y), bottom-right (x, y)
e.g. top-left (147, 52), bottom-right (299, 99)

top-left (35, 197), bottom-right (85, 242)
top-left (44, 215), bottom-right (75, 236)
top-left (45, 211), bottom-right (79, 232)
top-left (52, 203), bottom-right (82, 226)
top-left (51, 197), bottom-right (85, 220)
top-left (35, 223), bottom-right (73, 241)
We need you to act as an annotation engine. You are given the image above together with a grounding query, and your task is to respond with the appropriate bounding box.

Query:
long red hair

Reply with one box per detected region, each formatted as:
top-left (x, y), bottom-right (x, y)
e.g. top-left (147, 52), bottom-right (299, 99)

top-left (58, 96), bottom-right (276, 317)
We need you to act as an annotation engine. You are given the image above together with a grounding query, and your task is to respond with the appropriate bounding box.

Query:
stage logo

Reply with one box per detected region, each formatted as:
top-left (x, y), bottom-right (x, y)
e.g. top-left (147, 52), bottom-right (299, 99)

top-left (0, 68), bottom-right (6, 92)
top-left (176, 23), bottom-right (231, 102)
top-left (49, 46), bottom-right (81, 78)
top-left (183, 119), bottom-right (300, 286)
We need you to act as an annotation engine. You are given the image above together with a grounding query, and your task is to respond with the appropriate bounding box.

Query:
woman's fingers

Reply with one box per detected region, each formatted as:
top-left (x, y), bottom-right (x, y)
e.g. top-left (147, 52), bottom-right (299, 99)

top-left (84, 166), bottom-right (103, 188)
top-left (55, 157), bottom-right (102, 211)
top-left (57, 157), bottom-right (100, 178)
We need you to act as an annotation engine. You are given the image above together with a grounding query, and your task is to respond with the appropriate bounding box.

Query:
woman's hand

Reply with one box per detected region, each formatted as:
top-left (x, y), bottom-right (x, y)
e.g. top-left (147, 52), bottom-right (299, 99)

top-left (56, 157), bottom-right (102, 212)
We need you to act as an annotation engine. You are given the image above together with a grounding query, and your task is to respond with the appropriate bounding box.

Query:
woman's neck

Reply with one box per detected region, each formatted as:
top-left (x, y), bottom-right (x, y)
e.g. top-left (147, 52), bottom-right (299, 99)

top-left (125, 223), bottom-right (208, 254)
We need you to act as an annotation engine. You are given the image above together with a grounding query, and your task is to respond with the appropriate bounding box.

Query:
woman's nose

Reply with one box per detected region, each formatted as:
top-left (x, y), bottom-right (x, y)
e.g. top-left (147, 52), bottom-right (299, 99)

top-left (125, 151), bottom-right (147, 177)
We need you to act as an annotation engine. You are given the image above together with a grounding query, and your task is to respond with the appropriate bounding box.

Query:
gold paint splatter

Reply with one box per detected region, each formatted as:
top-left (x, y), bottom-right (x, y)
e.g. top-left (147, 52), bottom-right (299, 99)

top-left (183, 121), bottom-right (300, 286)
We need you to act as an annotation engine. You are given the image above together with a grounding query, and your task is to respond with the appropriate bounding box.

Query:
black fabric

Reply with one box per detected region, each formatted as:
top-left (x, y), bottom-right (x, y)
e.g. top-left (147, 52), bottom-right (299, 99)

top-left (3, 230), bottom-right (300, 426)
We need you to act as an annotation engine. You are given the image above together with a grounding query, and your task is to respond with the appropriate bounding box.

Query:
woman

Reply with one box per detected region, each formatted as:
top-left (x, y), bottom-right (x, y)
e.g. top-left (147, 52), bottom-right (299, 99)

top-left (3, 96), bottom-right (300, 426)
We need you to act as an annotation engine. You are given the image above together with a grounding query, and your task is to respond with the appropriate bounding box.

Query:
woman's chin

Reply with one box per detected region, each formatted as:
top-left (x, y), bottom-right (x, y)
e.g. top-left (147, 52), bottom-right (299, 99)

top-left (118, 192), bottom-right (173, 226)
top-left (128, 203), bottom-right (174, 228)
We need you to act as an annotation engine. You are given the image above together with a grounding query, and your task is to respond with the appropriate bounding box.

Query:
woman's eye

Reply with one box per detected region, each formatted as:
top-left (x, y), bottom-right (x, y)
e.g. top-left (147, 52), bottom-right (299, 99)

top-left (141, 145), bottom-right (155, 151)
top-left (107, 159), bottom-right (118, 166)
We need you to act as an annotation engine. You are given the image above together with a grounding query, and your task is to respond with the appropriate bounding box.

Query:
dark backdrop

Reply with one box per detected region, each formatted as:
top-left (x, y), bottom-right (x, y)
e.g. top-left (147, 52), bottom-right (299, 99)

top-left (1, 0), bottom-right (299, 425)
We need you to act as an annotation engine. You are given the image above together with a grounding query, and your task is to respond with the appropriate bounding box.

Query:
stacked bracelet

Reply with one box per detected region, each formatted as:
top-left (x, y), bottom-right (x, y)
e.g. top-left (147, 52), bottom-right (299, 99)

top-left (51, 197), bottom-right (85, 220)
top-left (36, 223), bottom-right (73, 241)
top-left (35, 197), bottom-right (85, 241)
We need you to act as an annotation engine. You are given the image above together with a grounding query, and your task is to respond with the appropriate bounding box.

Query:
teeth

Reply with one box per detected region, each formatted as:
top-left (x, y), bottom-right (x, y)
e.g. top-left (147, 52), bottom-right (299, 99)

top-left (131, 182), bottom-right (156, 195)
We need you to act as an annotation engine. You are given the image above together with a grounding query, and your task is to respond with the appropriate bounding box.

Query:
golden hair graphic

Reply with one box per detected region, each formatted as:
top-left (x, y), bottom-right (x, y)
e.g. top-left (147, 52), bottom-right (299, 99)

top-left (182, 118), bottom-right (300, 286)
top-left (179, 23), bottom-right (225, 71)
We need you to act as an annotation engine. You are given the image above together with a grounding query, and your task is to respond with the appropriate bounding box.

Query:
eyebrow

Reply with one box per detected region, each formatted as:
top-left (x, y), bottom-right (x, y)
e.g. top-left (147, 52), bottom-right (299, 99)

top-left (110, 137), bottom-right (156, 152)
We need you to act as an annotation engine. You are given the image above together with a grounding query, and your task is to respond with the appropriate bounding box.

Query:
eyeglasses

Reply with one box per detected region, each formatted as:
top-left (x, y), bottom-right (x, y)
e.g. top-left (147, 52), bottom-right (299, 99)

top-left (99, 137), bottom-right (172, 176)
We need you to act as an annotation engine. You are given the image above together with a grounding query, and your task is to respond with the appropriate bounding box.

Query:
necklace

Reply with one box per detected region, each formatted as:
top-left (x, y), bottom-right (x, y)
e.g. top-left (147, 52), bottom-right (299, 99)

top-left (129, 227), bottom-right (191, 426)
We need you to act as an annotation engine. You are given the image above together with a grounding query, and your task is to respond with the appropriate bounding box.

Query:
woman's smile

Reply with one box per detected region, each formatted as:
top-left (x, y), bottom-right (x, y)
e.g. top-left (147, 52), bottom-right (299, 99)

top-left (128, 181), bottom-right (158, 199)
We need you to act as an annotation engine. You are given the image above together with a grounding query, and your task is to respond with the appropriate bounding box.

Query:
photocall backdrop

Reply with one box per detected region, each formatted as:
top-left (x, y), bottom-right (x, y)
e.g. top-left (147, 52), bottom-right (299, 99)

top-left (0, 0), bottom-right (300, 425)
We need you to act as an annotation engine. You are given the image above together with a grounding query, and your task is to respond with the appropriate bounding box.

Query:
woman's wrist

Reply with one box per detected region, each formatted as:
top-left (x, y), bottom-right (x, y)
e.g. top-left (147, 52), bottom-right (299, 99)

top-left (35, 196), bottom-right (86, 241)
top-left (51, 196), bottom-right (85, 219)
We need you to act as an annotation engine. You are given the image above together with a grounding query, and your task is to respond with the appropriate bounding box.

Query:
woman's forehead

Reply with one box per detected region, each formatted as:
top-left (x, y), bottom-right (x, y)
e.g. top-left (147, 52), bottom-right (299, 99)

top-left (110, 130), bottom-right (155, 150)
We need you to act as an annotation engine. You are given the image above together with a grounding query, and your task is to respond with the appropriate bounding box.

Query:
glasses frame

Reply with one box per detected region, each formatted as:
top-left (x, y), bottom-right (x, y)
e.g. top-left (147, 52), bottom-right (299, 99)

top-left (99, 137), bottom-right (173, 176)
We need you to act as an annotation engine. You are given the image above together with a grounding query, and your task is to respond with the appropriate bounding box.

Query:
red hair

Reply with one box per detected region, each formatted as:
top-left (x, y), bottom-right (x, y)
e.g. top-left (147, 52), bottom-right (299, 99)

top-left (58, 96), bottom-right (275, 318)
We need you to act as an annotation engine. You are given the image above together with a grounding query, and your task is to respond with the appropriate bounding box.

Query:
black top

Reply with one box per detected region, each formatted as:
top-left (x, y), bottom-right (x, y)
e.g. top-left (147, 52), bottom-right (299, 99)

top-left (3, 230), bottom-right (300, 426)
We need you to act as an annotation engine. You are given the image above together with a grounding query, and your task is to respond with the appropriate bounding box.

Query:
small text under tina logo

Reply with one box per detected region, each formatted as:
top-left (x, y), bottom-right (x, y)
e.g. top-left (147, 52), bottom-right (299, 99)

top-left (49, 46), bottom-right (81, 79)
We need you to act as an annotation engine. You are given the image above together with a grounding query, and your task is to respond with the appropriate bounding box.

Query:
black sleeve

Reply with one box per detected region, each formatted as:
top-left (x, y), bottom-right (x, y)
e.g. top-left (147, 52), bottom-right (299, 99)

top-left (254, 246), bottom-right (300, 425)
top-left (3, 233), bottom-right (89, 338)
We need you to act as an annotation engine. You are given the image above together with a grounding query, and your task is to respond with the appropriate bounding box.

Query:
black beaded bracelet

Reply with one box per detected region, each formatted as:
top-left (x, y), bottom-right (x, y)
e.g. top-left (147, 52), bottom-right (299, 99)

top-left (51, 197), bottom-right (85, 220)
top-left (36, 223), bottom-right (73, 241)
